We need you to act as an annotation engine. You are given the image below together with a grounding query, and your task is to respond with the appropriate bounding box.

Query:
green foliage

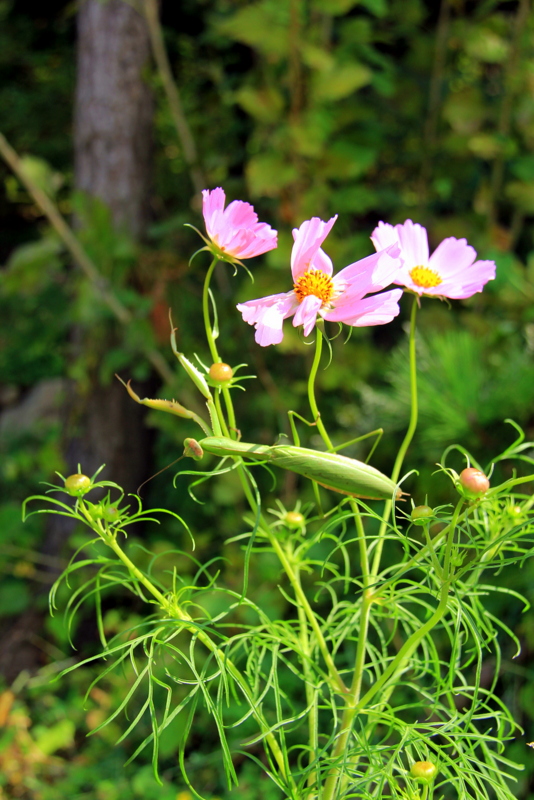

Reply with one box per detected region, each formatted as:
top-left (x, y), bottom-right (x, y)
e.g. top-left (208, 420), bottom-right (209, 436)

top-left (3, 0), bottom-right (534, 797)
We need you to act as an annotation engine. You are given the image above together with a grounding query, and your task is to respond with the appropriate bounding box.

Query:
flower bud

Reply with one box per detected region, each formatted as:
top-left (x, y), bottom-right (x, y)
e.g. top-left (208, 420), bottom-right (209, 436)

top-left (104, 506), bottom-right (120, 522)
top-left (284, 511), bottom-right (305, 528)
top-left (410, 761), bottom-right (437, 782)
top-left (459, 467), bottom-right (490, 497)
top-left (209, 363), bottom-right (233, 384)
top-left (410, 505), bottom-right (433, 526)
top-left (64, 474), bottom-right (92, 496)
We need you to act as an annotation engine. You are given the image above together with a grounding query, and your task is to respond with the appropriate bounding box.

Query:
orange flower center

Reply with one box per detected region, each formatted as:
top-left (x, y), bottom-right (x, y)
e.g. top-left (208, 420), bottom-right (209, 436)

top-left (410, 265), bottom-right (442, 289)
top-left (294, 270), bottom-right (335, 304)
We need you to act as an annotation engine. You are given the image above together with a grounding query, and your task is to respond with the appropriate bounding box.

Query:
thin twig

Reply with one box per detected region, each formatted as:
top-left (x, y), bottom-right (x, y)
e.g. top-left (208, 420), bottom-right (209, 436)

top-left (0, 131), bottom-right (175, 385)
top-left (143, 0), bottom-right (206, 200)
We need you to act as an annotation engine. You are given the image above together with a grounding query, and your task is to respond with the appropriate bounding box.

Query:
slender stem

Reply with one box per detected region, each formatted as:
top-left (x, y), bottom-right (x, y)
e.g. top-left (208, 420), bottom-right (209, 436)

top-left (222, 385), bottom-right (238, 439)
top-left (203, 258), bottom-right (221, 364)
top-left (371, 295), bottom-right (419, 576)
top-left (293, 555), bottom-right (319, 792)
top-left (322, 587), bottom-right (449, 798)
top-left (268, 528), bottom-right (348, 695)
top-left (234, 463), bottom-right (347, 696)
top-left (92, 517), bottom-right (295, 791)
top-left (143, 0), bottom-right (206, 199)
top-left (308, 327), bottom-right (334, 451)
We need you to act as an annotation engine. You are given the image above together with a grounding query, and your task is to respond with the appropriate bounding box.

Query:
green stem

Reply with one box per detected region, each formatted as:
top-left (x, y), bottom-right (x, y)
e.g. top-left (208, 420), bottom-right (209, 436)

top-left (234, 464), bottom-right (347, 696)
top-left (308, 327), bottom-right (334, 451)
top-left (268, 528), bottom-right (348, 696)
top-left (222, 385), bottom-right (238, 438)
top-left (293, 555), bottom-right (319, 792)
top-left (321, 500), bottom-right (462, 800)
top-left (203, 258), bottom-right (220, 364)
top-left (371, 295), bottom-right (419, 576)
top-left (92, 516), bottom-right (295, 793)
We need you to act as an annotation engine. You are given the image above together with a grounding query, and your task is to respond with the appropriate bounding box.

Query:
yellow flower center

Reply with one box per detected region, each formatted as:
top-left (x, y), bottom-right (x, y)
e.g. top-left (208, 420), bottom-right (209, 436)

top-left (294, 270), bottom-right (335, 304)
top-left (410, 265), bottom-right (442, 289)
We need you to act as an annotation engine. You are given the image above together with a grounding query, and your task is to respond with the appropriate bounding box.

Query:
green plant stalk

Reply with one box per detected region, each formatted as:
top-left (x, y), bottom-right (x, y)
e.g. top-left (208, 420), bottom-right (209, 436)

top-left (308, 326), bottom-right (334, 451)
top-left (85, 509), bottom-right (296, 793)
top-left (201, 258), bottom-right (238, 437)
top-left (321, 500), bottom-right (463, 800)
top-left (202, 321), bottom-right (348, 697)
top-left (323, 589), bottom-right (373, 799)
top-left (235, 463), bottom-right (348, 696)
top-left (203, 257), bottom-right (221, 364)
top-left (293, 553), bottom-right (319, 792)
top-left (371, 295), bottom-right (419, 576)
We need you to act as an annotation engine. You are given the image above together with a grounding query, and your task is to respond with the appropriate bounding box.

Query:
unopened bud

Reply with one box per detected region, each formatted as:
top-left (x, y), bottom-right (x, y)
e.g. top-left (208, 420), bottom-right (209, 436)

top-left (64, 474), bottom-right (92, 496)
top-left (410, 761), bottom-right (437, 782)
top-left (209, 363), bottom-right (233, 383)
top-left (285, 511), bottom-right (305, 527)
top-left (410, 505), bottom-right (433, 526)
top-left (459, 467), bottom-right (490, 497)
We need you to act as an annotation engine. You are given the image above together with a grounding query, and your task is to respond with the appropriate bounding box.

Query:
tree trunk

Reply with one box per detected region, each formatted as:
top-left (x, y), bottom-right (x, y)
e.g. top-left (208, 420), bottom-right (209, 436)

top-left (0, 0), bottom-right (157, 682)
top-left (66, 0), bottom-right (155, 497)
top-left (75, 0), bottom-right (153, 238)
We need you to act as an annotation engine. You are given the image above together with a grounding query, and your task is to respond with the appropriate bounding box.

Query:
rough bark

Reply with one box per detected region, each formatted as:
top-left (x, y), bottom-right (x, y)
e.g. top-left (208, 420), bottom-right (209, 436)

top-left (67, 0), bottom-right (154, 499)
top-left (75, 0), bottom-right (153, 237)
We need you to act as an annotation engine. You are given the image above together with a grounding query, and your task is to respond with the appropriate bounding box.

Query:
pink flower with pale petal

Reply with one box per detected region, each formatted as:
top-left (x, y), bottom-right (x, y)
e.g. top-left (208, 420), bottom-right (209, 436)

top-left (371, 219), bottom-right (496, 299)
top-left (202, 187), bottom-right (277, 260)
top-left (237, 215), bottom-right (404, 347)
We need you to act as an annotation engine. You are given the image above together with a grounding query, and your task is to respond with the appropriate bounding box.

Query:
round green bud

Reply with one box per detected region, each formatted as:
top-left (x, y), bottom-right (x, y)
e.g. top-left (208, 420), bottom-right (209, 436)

top-left (459, 467), bottom-right (490, 497)
top-left (104, 506), bottom-right (120, 522)
top-left (410, 505), bottom-right (433, 526)
top-left (87, 503), bottom-right (104, 519)
top-left (410, 761), bottom-right (437, 782)
top-left (209, 363), bottom-right (233, 383)
top-left (285, 511), bottom-right (305, 527)
top-left (64, 474), bottom-right (92, 495)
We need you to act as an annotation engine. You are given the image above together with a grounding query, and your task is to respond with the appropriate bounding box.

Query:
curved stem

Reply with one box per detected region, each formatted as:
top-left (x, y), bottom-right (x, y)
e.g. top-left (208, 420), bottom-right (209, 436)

top-left (203, 258), bottom-right (221, 364)
top-left (371, 295), bottom-right (419, 576)
top-left (321, 502), bottom-right (459, 800)
top-left (92, 517), bottom-right (295, 793)
top-left (234, 463), bottom-right (347, 696)
top-left (308, 327), bottom-right (334, 451)
top-left (293, 556), bottom-right (319, 792)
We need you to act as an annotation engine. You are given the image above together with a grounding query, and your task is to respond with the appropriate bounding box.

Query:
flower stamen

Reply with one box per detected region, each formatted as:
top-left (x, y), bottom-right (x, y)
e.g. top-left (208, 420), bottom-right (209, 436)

top-left (410, 265), bottom-right (442, 289)
top-left (294, 270), bottom-right (335, 304)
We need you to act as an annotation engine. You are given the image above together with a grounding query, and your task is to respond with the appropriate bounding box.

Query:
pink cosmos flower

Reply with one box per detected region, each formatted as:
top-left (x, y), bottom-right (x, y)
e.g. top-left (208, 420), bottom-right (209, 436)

top-left (202, 187), bottom-right (277, 260)
top-left (371, 219), bottom-right (496, 299)
top-left (237, 215), bottom-right (404, 347)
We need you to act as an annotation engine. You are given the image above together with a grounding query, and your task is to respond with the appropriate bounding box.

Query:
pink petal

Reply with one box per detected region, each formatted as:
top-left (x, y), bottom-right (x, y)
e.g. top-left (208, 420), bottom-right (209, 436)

top-left (237, 293), bottom-right (297, 347)
top-left (335, 245), bottom-right (402, 298)
top-left (220, 226), bottom-right (277, 259)
top-left (311, 247), bottom-right (334, 274)
top-left (324, 288), bottom-right (403, 326)
top-left (427, 237), bottom-right (477, 278)
top-left (202, 188), bottom-right (226, 237)
top-left (434, 259), bottom-right (496, 299)
top-left (223, 199), bottom-right (259, 229)
top-left (395, 220), bottom-right (429, 268)
top-left (202, 188), bottom-right (278, 258)
top-left (291, 216), bottom-right (337, 280)
top-left (292, 295), bottom-right (322, 337)
top-left (370, 221), bottom-right (398, 252)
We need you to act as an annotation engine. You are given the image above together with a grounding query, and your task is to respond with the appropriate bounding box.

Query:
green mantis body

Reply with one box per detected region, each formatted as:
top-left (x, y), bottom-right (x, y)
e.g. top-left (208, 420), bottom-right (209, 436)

top-left (184, 436), bottom-right (401, 501)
